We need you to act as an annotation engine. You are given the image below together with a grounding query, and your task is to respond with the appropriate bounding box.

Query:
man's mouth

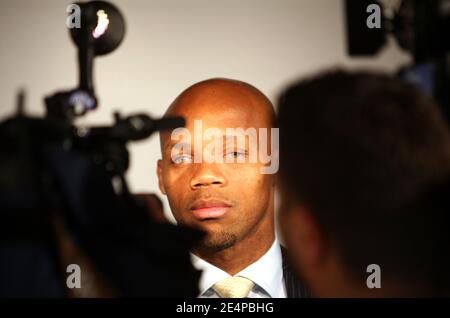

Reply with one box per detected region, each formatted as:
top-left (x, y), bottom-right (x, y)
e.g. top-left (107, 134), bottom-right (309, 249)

top-left (189, 199), bottom-right (232, 220)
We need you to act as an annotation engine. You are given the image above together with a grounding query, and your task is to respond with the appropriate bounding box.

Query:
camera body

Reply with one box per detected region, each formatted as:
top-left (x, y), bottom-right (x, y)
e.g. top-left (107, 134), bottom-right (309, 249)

top-left (0, 1), bottom-right (200, 297)
top-left (345, 0), bottom-right (450, 118)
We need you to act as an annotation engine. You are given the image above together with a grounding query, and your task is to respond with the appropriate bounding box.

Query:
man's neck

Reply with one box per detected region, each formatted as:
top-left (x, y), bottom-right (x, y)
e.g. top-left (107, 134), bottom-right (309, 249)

top-left (192, 222), bottom-right (275, 275)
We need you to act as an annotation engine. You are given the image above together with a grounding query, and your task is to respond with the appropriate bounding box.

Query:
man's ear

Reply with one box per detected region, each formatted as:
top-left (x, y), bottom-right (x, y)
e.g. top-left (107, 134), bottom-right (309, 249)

top-left (156, 159), bottom-right (166, 195)
top-left (281, 204), bottom-right (326, 270)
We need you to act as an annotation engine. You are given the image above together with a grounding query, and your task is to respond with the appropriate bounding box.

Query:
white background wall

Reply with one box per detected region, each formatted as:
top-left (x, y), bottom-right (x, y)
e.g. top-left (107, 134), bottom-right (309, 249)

top-left (0, 0), bottom-right (411, 222)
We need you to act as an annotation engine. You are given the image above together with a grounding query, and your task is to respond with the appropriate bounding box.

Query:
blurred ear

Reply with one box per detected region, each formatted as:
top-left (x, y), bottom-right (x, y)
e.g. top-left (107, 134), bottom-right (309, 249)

top-left (281, 204), bottom-right (326, 271)
top-left (156, 159), bottom-right (166, 195)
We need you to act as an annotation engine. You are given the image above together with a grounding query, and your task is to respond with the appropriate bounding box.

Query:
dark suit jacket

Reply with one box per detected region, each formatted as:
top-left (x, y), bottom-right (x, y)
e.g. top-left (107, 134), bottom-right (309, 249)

top-left (281, 246), bottom-right (311, 298)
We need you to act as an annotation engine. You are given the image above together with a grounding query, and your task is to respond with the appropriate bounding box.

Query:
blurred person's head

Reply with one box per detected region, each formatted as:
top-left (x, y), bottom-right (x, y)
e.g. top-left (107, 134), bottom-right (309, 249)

top-left (157, 78), bottom-right (277, 273)
top-left (278, 70), bottom-right (450, 297)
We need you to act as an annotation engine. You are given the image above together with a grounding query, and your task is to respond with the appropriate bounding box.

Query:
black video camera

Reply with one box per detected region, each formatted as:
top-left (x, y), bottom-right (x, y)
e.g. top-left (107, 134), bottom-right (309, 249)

top-left (345, 0), bottom-right (450, 119)
top-left (0, 1), bottom-right (201, 297)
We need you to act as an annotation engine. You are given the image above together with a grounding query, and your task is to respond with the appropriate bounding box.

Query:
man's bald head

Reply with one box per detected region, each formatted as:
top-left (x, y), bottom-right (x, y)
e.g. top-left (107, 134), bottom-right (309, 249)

top-left (160, 78), bottom-right (276, 149)
top-left (165, 78), bottom-right (275, 120)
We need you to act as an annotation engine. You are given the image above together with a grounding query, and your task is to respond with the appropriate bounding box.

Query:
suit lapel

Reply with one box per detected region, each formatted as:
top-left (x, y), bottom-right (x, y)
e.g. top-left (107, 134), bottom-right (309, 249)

top-left (281, 245), bottom-right (311, 298)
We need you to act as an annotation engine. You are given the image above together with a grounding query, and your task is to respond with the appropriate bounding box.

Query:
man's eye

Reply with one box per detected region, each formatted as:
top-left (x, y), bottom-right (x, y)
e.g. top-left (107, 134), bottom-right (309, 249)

top-left (172, 154), bottom-right (193, 164)
top-left (224, 150), bottom-right (246, 159)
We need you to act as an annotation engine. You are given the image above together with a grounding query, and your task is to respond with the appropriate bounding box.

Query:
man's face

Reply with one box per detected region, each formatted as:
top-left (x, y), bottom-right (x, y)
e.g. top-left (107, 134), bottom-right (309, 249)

top-left (157, 83), bottom-right (275, 251)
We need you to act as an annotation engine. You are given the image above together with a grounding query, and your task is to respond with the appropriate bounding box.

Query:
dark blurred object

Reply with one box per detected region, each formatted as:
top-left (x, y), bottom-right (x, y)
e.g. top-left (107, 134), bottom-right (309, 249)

top-left (344, 0), bottom-right (449, 59)
top-left (278, 70), bottom-right (450, 296)
top-left (344, 0), bottom-right (386, 56)
top-left (136, 193), bottom-right (167, 224)
top-left (0, 1), bottom-right (201, 297)
top-left (344, 0), bottom-right (450, 119)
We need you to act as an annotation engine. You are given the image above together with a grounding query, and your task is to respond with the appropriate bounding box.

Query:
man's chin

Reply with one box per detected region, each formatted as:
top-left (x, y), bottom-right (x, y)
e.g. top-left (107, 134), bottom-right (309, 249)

top-left (197, 232), bottom-right (238, 252)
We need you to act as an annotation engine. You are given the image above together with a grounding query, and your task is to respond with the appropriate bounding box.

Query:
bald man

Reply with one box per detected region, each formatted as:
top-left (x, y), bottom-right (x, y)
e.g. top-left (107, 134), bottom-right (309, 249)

top-left (157, 78), bottom-right (308, 298)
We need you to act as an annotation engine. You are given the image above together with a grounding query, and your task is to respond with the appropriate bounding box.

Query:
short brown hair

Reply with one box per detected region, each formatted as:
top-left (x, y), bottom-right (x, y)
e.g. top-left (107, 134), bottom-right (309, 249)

top-left (278, 70), bottom-right (450, 293)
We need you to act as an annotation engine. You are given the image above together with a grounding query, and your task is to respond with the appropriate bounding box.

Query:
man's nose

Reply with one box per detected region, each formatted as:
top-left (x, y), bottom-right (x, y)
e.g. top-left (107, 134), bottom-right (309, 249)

top-left (190, 163), bottom-right (227, 190)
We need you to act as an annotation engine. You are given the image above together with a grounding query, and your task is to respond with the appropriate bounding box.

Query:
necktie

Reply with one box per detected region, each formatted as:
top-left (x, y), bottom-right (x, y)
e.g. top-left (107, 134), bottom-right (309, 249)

top-left (213, 276), bottom-right (255, 298)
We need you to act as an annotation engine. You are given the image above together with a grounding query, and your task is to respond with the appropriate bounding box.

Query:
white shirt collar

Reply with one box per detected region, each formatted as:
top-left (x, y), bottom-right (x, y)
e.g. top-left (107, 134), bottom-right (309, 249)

top-left (191, 239), bottom-right (284, 297)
